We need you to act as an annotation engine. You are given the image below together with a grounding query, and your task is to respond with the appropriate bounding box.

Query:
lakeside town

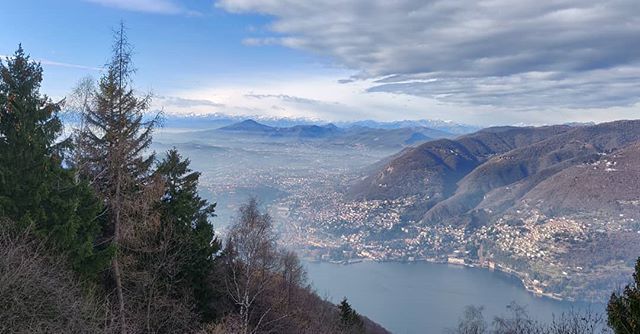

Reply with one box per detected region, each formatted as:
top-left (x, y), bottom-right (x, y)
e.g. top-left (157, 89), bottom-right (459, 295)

top-left (275, 179), bottom-right (639, 302)
top-left (155, 128), bottom-right (640, 304)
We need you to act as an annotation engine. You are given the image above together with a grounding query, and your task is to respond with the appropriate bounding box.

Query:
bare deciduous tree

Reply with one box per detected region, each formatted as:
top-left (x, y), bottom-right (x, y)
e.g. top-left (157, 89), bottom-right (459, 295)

top-left (448, 306), bottom-right (488, 334)
top-left (450, 303), bottom-right (610, 334)
top-left (0, 220), bottom-right (107, 334)
top-left (223, 198), bottom-right (283, 334)
top-left (66, 75), bottom-right (96, 174)
top-left (280, 249), bottom-right (307, 309)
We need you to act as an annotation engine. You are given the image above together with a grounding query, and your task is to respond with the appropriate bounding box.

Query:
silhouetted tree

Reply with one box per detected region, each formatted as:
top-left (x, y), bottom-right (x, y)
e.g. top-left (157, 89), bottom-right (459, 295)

top-left (607, 257), bottom-right (640, 333)
top-left (493, 302), bottom-right (542, 334)
top-left (339, 297), bottom-right (365, 334)
top-left (451, 302), bottom-right (608, 334)
top-left (449, 306), bottom-right (488, 334)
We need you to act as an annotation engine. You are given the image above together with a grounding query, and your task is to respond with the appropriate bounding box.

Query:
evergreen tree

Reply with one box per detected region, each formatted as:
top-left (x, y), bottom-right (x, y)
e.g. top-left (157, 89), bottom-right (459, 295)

top-left (155, 148), bottom-right (221, 321)
top-left (0, 46), bottom-right (108, 277)
top-left (76, 23), bottom-right (160, 333)
top-left (338, 297), bottom-right (365, 334)
top-left (607, 257), bottom-right (640, 333)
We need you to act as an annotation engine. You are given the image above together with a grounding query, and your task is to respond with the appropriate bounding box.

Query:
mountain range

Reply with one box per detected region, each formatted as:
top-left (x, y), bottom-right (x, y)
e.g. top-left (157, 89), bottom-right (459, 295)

top-left (349, 120), bottom-right (640, 224)
top-left (338, 119), bottom-right (480, 134)
top-left (213, 119), bottom-right (455, 149)
top-left (160, 112), bottom-right (479, 135)
top-left (219, 119), bottom-right (341, 138)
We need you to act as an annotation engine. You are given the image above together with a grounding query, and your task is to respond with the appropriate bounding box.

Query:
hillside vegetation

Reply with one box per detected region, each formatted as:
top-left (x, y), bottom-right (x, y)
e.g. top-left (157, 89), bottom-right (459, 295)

top-left (352, 121), bottom-right (640, 224)
top-left (0, 27), bottom-right (388, 334)
top-left (340, 120), bottom-right (640, 301)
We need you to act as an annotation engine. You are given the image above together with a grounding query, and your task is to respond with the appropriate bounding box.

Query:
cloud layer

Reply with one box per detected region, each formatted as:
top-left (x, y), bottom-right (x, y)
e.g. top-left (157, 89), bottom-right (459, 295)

top-left (218, 0), bottom-right (640, 109)
top-left (156, 71), bottom-right (640, 126)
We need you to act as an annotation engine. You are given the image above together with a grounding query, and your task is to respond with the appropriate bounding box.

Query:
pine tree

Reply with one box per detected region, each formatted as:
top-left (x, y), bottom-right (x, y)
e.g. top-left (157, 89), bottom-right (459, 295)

top-left (155, 148), bottom-right (221, 321)
top-left (338, 297), bottom-right (365, 334)
top-left (607, 257), bottom-right (640, 333)
top-left (76, 23), bottom-right (160, 333)
top-left (0, 46), bottom-right (108, 277)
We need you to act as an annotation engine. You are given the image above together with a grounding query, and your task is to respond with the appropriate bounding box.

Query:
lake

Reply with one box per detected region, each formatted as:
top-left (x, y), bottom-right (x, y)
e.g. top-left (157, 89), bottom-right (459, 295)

top-left (304, 261), bottom-right (602, 334)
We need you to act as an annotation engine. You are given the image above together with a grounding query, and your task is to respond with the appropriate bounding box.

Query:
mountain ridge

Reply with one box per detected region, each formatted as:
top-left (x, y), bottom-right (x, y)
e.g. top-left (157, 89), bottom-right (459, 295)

top-left (155, 112), bottom-right (479, 134)
top-left (209, 119), bottom-right (456, 149)
top-left (350, 120), bottom-right (640, 224)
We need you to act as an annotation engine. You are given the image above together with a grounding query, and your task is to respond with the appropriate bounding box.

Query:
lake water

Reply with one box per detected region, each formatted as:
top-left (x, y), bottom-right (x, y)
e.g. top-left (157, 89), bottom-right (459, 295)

top-left (304, 261), bottom-right (602, 334)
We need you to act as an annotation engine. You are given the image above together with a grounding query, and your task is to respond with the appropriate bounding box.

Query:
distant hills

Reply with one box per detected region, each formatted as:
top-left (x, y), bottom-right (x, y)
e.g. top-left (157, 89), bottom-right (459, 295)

top-left (219, 119), bottom-right (341, 138)
top-left (160, 112), bottom-right (478, 135)
top-left (212, 119), bottom-right (455, 149)
top-left (338, 119), bottom-right (480, 135)
top-left (350, 120), bottom-right (640, 223)
top-left (219, 119), bottom-right (278, 133)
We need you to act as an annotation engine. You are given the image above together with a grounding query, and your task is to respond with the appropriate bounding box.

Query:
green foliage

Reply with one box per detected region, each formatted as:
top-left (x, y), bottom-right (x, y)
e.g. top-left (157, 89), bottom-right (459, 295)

top-left (339, 297), bottom-right (365, 334)
top-left (0, 46), bottom-right (110, 279)
top-left (607, 257), bottom-right (640, 333)
top-left (156, 148), bottom-right (222, 321)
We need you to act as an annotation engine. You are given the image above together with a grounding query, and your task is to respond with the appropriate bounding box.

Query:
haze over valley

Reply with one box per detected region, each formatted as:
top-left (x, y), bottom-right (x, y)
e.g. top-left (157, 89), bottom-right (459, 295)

top-left (150, 115), bottom-right (640, 332)
top-left (154, 117), bottom-right (640, 305)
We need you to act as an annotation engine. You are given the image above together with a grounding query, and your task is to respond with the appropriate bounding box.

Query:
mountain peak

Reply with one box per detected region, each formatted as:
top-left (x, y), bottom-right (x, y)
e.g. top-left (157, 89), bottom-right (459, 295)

top-left (219, 119), bottom-right (274, 132)
top-left (324, 123), bottom-right (338, 129)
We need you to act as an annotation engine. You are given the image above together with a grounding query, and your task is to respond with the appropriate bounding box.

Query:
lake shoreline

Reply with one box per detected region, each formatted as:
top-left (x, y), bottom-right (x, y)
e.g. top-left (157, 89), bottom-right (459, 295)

top-left (303, 257), bottom-right (575, 303)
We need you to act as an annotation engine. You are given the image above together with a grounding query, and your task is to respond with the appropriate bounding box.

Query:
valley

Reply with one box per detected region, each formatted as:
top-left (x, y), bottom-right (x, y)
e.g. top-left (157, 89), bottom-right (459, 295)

top-left (155, 118), bottom-right (640, 303)
top-left (8, 4), bottom-right (640, 332)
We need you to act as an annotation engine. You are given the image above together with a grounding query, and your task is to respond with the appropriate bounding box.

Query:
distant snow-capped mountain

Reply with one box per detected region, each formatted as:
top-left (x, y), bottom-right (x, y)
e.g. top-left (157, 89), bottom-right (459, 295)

top-left (336, 119), bottom-right (480, 134)
top-left (161, 112), bottom-right (479, 134)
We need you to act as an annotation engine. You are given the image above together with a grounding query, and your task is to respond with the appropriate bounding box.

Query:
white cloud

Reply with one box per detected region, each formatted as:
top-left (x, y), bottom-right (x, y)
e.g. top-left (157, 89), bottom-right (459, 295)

top-left (157, 72), bottom-right (640, 126)
top-left (155, 96), bottom-right (225, 109)
top-left (0, 54), bottom-right (103, 71)
top-left (217, 0), bottom-right (640, 110)
top-left (85, 0), bottom-right (197, 15)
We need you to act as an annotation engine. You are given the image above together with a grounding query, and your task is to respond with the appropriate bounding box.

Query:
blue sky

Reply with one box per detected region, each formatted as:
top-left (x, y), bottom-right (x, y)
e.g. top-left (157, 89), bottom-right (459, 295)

top-left (1, 0), bottom-right (639, 125)
top-left (0, 1), bottom-right (319, 94)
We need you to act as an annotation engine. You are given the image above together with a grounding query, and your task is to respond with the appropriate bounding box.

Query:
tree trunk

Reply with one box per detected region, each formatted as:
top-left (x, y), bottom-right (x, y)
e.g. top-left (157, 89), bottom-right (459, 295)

top-left (113, 172), bottom-right (126, 334)
top-left (113, 257), bottom-right (126, 334)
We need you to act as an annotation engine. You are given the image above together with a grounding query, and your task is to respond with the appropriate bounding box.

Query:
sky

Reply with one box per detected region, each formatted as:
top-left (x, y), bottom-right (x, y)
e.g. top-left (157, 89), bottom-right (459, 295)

top-left (1, 0), bottom-right (639, 126)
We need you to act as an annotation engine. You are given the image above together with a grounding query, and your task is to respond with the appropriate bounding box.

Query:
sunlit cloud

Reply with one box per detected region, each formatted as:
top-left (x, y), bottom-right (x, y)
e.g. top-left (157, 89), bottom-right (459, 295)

top-left (157, 72), bottom-right (640, 126)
